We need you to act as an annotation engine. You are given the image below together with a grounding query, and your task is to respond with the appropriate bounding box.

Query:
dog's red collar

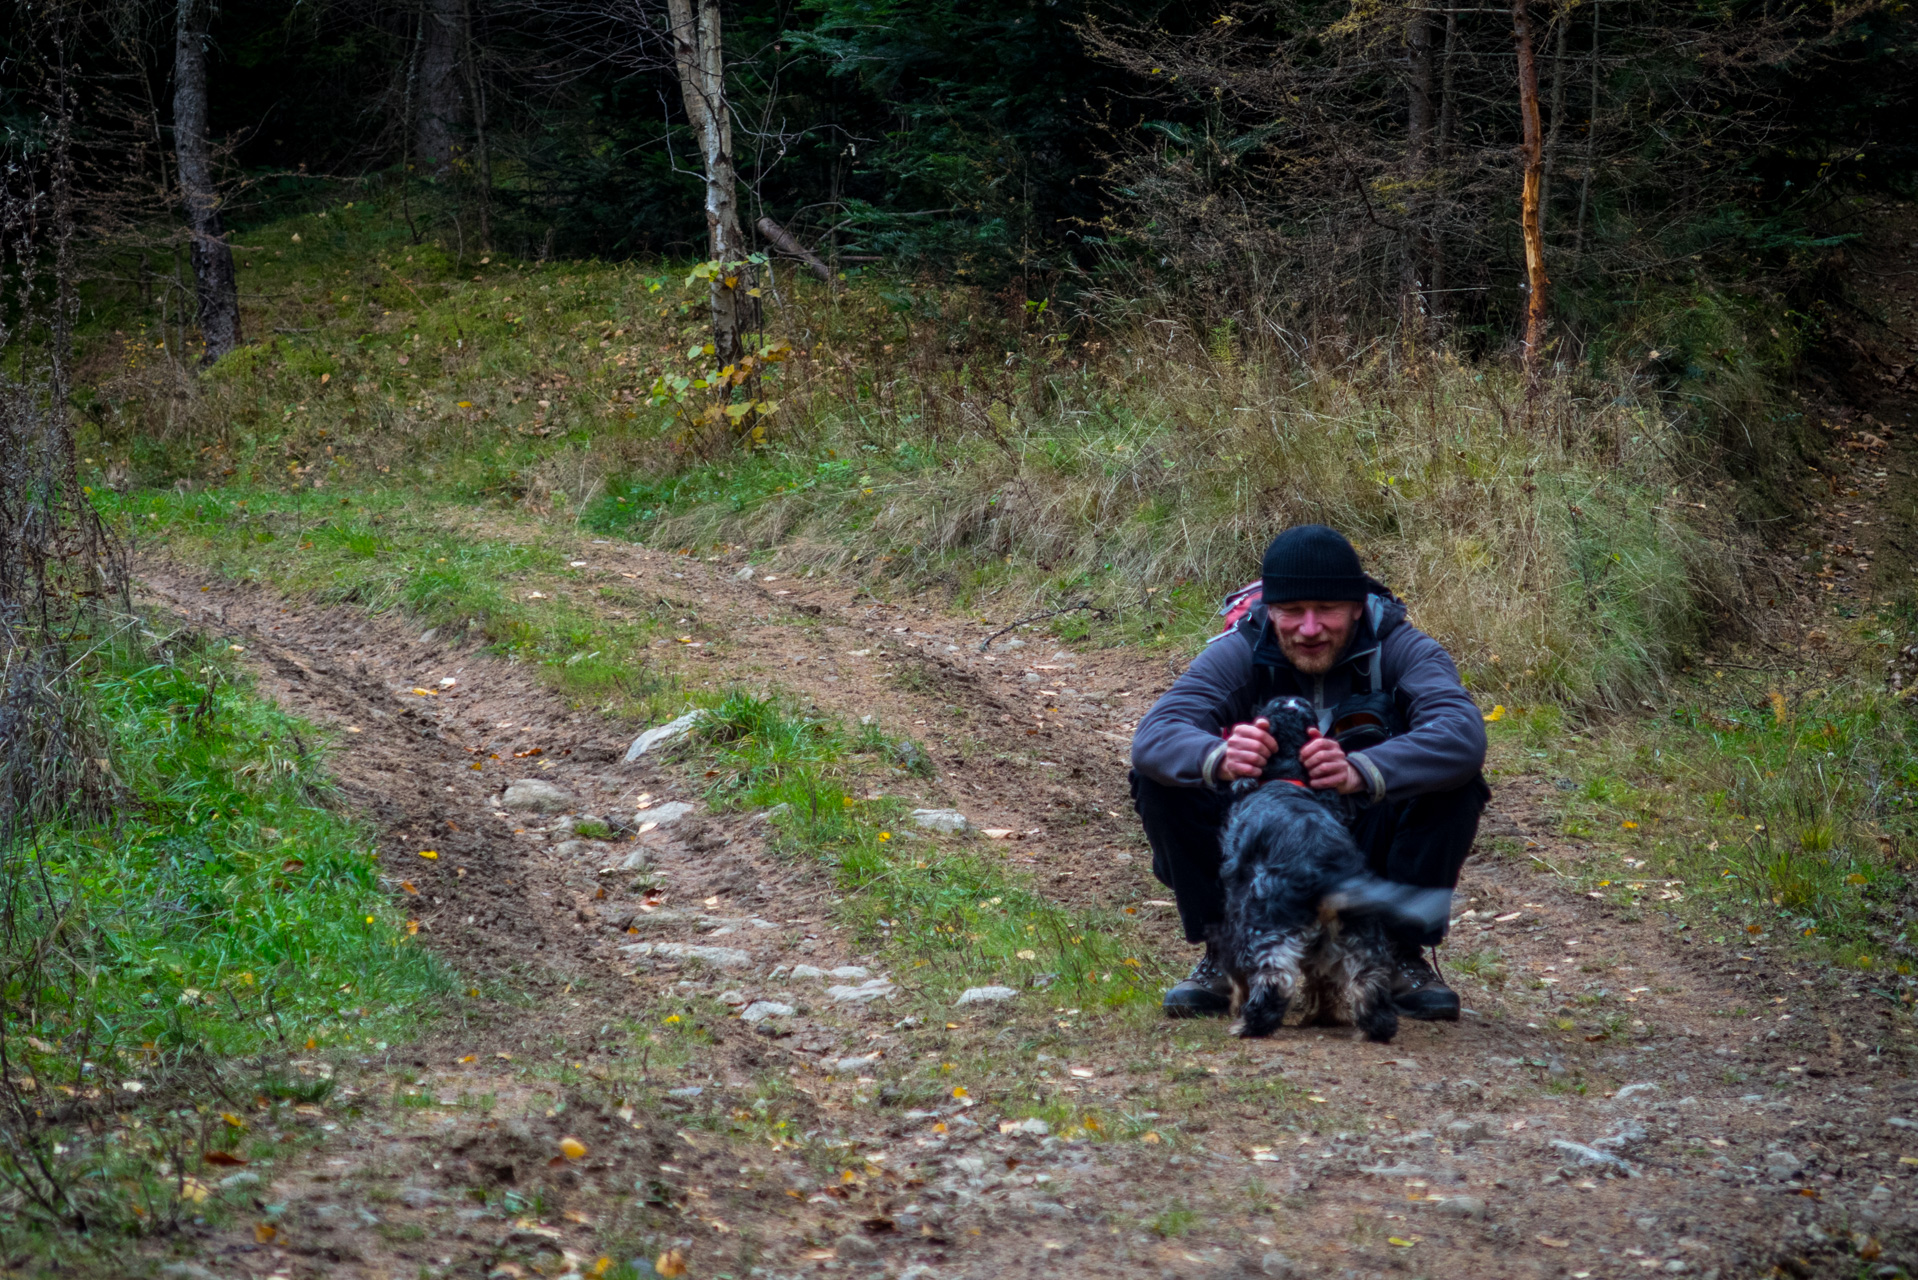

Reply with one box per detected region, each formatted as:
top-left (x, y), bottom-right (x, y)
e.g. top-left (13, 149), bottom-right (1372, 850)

top-left (1276, 778), bottom-right (1308, 789)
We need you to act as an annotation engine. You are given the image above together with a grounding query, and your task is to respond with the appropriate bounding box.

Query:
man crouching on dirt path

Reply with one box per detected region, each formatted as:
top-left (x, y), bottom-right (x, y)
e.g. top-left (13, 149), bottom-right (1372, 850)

top-left (1129, 524), bottom-right (1490, 1021)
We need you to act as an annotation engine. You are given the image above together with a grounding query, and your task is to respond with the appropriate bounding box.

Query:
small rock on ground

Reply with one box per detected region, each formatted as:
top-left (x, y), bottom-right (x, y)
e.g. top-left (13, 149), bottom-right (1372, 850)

top-left (827, 979), bottom-right (896, 1003)
top-left (1433, 1195), bottom-right (1486, 1218)
top-left (637, 800), bottom-right (698, 826)
top-left (624, 710), bottom-right (705, 762)
top-left (910, 808), bottom-right (969, 834)
top-left (621, 942), bottom-right (753, 968)
top-left (741, 1000), bottom-right (795, 1023)
top-left (956, 985), bottom-right (1017, 1005)
top-left (835, 1233), bottom-right (880, 1261)
top-left (500, 779), bottom-right (575, 811)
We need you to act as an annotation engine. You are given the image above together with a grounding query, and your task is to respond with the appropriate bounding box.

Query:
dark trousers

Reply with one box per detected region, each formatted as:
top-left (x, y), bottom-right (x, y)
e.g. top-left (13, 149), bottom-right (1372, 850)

top-left (1129, 770), bottom-right (1490, 948)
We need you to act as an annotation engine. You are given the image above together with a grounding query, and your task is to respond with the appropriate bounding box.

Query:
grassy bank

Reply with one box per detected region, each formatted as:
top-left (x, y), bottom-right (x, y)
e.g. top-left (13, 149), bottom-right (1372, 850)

top-left (81, 197), bottom-right (1733, 710)
top-left (0, 624), bottom-right (451, 1256)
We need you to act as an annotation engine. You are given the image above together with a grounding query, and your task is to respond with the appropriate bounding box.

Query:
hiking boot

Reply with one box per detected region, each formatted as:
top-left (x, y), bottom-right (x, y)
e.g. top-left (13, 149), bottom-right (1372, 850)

top-left (1393, 946), bottom-right (1461, 1022)
top-left (1163, 946), bottom-right (1232, 1018)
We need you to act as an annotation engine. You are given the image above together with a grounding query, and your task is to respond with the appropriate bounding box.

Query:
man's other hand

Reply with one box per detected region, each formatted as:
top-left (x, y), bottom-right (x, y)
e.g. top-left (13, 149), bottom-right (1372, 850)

top-left (1220, 718), bottom-right (1278, 781)
top-left (1301, 727), bottom-right (1364, 794)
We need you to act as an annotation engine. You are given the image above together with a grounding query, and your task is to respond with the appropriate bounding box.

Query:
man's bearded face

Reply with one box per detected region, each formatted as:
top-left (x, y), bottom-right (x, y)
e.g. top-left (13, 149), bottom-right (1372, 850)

top-left (1269, 601), bottom-right (1364, 675)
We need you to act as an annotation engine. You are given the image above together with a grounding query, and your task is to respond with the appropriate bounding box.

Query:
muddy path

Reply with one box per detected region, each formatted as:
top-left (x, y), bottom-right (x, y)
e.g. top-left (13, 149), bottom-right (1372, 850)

top-left (129, 533), bottom-right (1918, 1280)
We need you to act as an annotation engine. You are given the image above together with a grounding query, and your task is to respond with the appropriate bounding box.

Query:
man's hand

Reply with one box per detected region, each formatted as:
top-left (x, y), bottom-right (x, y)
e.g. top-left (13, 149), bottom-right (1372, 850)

top-left (1219, 718), bottom-right (1278, 781)
top-left (1301, 727), bottom-right (1364, 794)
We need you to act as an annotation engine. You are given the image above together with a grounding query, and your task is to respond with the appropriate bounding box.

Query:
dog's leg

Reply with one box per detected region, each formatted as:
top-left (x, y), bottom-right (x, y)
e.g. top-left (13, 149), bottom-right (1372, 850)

top-left (1347, 945), bottom-right (1400, 1044)
top-left (1229, 936), bottom-right (1303, 1039)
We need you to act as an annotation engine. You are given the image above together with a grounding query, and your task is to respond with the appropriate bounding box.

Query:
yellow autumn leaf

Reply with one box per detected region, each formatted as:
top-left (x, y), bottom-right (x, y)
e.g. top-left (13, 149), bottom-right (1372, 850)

top-left (1016, 949), bottom-right (1036, 960)
top-left (179, 1176), bottom-right (211, 1203)
top-left (951, 1086), bottom-right (969, 1099)
top-left (418, 850), bottom-right (439, 860)
top-left (558, 1136), bottom-right (587, 1160)
top-left (656, 1247), bottom-right (689, 1278)
top-left (1482, 704), bottom-right (1505, 723)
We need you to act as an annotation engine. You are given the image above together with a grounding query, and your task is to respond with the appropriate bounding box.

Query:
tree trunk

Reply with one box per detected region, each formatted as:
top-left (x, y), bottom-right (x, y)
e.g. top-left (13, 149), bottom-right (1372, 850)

top-left (173, 0), bottom-right (240, 364)
top-left (1429, 9), bottom-right (1460, 313)
top-left (668, 0), bottom-right (751, 365)
top-left (1403, 9), bottom-right (1439, 334)
top-left (1541, 7), bottom-right (1573, 228)
top-left (1513, 0), bottom-right (1549, 386)
top-left (1573, 0), bottom-right (1601, 255)
top-left (757, 216), bottom-right (832, 282)
top-left (463, 0), bottom-right (492, 248)
top-left (415, 0), bottom-right (465, 177)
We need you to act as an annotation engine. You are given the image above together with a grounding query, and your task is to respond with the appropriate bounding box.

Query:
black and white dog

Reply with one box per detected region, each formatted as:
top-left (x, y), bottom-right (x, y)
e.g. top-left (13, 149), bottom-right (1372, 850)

top-left (1211, 697), bottom-right (1451, 1043)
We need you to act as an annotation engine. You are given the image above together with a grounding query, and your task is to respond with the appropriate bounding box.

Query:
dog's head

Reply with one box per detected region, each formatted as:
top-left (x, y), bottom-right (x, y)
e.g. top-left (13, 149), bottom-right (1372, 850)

top-left (1254, 696), bottom-right (1317, 784)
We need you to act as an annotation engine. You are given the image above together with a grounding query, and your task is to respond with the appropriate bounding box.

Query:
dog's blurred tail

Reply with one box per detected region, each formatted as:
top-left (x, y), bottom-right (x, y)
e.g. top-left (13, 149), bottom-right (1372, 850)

top-left (1323, 875), bottom-right (1453, 935)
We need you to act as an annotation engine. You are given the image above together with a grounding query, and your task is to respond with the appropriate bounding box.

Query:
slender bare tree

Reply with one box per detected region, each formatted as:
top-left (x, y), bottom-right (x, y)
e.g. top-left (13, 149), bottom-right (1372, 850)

top-left (667, 0), bottom-right (752, 364)
top-left (173, 0), bottom-right (240, 363)
top-left (416, 0), bottom-right (467, 176)
top-left (1512, 0), bottom-right (1549, 384)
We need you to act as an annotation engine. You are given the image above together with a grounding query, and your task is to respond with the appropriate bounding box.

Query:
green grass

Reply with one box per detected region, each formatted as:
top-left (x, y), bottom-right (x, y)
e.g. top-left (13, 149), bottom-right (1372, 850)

top-left (0, 624), bottom-right (452, 1248)
top-left (687, 689), bottom-right (1175, 1008)
top-left (1488, 651), bottom-right (1918, 976)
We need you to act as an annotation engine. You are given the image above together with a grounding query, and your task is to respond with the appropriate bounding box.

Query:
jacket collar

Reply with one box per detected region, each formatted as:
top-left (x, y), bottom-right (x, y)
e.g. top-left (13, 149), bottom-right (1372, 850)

top-left (1246, 592), bottom-right (1404, 677)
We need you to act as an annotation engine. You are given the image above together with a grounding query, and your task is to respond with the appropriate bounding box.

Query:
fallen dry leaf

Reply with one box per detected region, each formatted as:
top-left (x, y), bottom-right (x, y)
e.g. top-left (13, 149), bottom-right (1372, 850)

top-left (203, 1151), bottom-right (248, 1167)
top-left (656, 1248), bottom-right (689, 1277)
top-left (558, 1136), bottom-right (588, 1160)
top-left (178, 1176), bottom-right (211, 1204)
top-left (1536, 1235), bottom-right (1569, 1249)
top-left (254, 1222), bottom-right (277, 1244)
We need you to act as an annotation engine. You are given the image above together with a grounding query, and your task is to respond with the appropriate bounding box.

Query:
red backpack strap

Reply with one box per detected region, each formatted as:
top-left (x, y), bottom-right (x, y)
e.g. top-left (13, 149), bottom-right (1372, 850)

top-left (1207, 579), bottom-right (1265, 645)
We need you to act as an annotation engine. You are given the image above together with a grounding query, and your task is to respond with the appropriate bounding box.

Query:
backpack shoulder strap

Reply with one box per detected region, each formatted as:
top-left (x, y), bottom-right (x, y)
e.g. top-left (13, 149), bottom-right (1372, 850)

top-left (1365, 595), bottom-right (1386, 695)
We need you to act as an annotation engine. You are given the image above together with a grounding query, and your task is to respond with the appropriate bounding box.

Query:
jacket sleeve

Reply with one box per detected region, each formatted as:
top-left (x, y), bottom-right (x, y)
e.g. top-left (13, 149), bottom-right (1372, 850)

top-left (1348, 626), bottom-right (1486, 799)
top-left (1129, 633), bottom-right (1258, 788)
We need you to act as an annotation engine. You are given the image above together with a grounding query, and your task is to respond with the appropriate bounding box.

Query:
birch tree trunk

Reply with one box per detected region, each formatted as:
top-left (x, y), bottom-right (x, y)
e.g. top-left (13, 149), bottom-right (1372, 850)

top-left (667, 0), bottom-right (752, 365)
top-left (173, 0), bottom-right (240, 364)
top-left (1513, 0), bottom-right (1549, 387)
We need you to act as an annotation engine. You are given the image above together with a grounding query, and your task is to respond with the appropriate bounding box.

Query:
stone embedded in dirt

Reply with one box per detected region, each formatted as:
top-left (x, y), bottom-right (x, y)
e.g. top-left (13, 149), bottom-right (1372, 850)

top-left (621, 941), bottom-right (753, 968)
top-left (835, 1233), bottom-right (880, 1261)
top-left (1551, 1138), bottom-right (1640, 1177)
top-left (399, 1185), bottom-right (439, 1209)
top-left (1360, 1161), bottom-right (1427, 1178)
top-left (718, 990), bottom-right (747, 1005)
top-left (1766, 1149), bottom-right (1805, 1175)
top-left (639, 800), bottom-right (698, 826)
top-left (1003, 638), bottom-right (1026, 649)
top-left (1260, 1252), bottom-right (1298, 1278)
top-left (1446, 1119), bottom-right (1489, 1143)
top-left (785, 964), bottom-right (824, 979)
top-left (1615, 1082), bottom-right (1661, 1100)
top-left (832, 1055), bottom-right (878, 1072)
top-left (1432, 1195), bottom-right (1486, 1219)
top-left (1003, 1117), bottom-right (1049, 1136)
top-left (554, 839), bottom-right (596, 858)
top-left (668, 1086), bottom-right (703, 1098)
top-left (955, 985), bottom-right (1017, 1005)
top-left (218, 1170), bottom-right (261, 1190)
top-left (741, 1000), bottom-right (795, 1023)
top-left (500, 779), bottom-right (576, 811)
top-left (911, 808), bottom-right (969, 834)
top-left (624, 710), bottom-right (706, 762)
top-left (830, 965), bottom-right (870, 979)
top-left (617, 848), bottom-right (651, 872)
top-left (734, 564), bottom-right (755, 580)
top-left (828, 979), bottom-right (897, 1003)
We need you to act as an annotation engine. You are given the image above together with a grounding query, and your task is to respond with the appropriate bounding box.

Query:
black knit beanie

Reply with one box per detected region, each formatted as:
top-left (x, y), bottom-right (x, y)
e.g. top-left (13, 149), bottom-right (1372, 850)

top-left (1261, 525), bottom-right (1369, 604)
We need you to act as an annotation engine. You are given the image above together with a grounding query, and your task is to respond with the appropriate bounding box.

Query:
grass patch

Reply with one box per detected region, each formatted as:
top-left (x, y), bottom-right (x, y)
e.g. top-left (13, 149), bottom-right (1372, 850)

top-left (688, 689), bottom-right (1173, 1008)
top-left (1493, 651), bottom-right (1918, 976)
top-left (81, 195), bottom-right (1734, 713)
top-left (0, 623), bottom-right (451, 1248)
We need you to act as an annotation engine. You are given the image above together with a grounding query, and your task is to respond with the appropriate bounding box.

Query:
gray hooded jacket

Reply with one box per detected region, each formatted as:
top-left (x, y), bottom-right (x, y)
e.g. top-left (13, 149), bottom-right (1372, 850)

top-left (1129, 595), bottom-right (1486, 802)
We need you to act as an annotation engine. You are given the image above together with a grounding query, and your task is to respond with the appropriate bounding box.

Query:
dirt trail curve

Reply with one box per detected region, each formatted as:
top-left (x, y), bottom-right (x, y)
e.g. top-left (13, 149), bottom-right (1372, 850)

top-left (132, 530), bottom-right (1918, 1280)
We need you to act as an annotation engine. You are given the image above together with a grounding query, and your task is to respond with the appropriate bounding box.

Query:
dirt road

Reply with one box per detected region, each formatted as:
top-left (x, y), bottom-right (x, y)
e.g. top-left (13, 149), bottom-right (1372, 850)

top-left (134, 516), bottom-right (1918, 1280)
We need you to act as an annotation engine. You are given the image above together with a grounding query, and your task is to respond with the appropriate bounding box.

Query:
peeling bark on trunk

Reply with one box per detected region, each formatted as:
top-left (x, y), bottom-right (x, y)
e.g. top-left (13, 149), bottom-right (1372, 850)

top-left (1513, 0), bottom-right (1549, 386)
top-left (173, 0), bottom-right (240, 364)
top-left (668, 0), bottom-right (752, 365)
